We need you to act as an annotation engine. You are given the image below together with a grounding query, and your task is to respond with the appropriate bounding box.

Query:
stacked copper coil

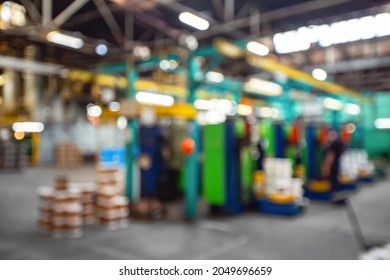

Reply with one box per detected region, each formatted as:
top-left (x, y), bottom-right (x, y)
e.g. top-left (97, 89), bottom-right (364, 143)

top-left (95, 187), bottom-right (129, 230)
top-left (36, 177), bottom-right (84, 238)
top-left (56, 143), bottom-right (83, 168)
top-left (95, 167), bottom-right (129, 230)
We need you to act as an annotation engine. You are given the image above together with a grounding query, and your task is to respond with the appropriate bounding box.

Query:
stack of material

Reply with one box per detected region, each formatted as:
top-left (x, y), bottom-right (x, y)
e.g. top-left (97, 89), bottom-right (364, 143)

top-left (341, 149), bottom-right (375, 179)
top-left (0, 141), bottom-right (27, 170)
top-left (56, 142), bottom-right (83, 168)
top-left (96, 167), bottom-right (125, 194)
top-left (81, 183), bottom-right (96, 225)
top-left (264, 158), bottom-right (303, 203)
top-left (36, 177), bottom-right (86, 238)
top-left (95, 167), bottom-right (129, 230)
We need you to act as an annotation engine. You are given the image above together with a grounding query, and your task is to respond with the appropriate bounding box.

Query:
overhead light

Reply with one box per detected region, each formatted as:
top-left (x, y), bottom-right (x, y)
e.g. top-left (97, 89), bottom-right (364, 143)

top-left (179, 12), bottom-right (210, 31)
top-left (205, 71), bottom-right (224, 83)
top-left (273, 11), bottom-right (390, 54)
top-left (0, 2), bottom-right (12, 22)
top-left (12, 122), bottom-right (44, 133)
top-left (159, 60), bottom-right (178, 71)
top-left (374, 118), bottom-right (390, 129)
top-left (323, 97), bottom-right (343, 110)
top-left (87, 105), bottom-right (102, 117)
top-left (345, 103), bottom-right (361, 115)
top-left (133, 45), bottom-right (151, 59)
top-left (136, 91), bottom-right (174, 107)
top-left (244, 78), bottom-right (283, 96)
top-left (108, 101), bottom-right (121, 112)
top-left (159, 60), bottom-right (170, 71)
top-left (47, 31), bottom-right (84, 49)
top-left (237, 104), bottom-right (253, 116)
top-left (95, 43), bottom-right (108, 56)
top-left (246, 41), bottom-right (269, 56)
top-left (312, 68), bottom-right (327, 81)
top-left (179, 34), bottom-right (199, 51)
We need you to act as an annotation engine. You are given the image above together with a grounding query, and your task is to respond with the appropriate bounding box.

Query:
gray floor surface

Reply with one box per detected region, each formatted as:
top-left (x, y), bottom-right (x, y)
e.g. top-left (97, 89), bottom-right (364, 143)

top-left (1, 166), bottom-right (389, 260)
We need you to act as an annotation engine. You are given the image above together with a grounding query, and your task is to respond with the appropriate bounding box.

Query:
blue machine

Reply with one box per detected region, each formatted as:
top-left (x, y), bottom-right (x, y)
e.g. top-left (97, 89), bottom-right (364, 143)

top-left (139, 126), bottom-right (164, 198)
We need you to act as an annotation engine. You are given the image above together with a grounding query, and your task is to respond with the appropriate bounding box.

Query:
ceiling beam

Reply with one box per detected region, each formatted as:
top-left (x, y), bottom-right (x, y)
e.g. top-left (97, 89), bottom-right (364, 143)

top-left (211, 0), bottom-right (224, 21)
top-left (93, 0), bottom-right (124, 45)
top-left (304, 56), bottom-right (390, 74)
top-left (224, 0), bottom-right (235, 22)
top-left (0, 55), bottom-right (65, 76)
top-left (63, 4), bottom-right (121, 28)
top-left (158, 0), bottom-right (247, 39)
top-left (20, 0), bottom-right (41, 23)
top-left (124, 12), bottom-right (134, 49)
top-left (42, 0), bottom-right (52, 26)
top-left (51, 0), bottom-right (90, 28)
top-left (194, 0), bottom-right (356, 39)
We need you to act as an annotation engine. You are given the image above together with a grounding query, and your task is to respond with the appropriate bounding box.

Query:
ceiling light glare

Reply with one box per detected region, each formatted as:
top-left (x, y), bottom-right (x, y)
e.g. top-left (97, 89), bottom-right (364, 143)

top-left (246, 41), bottom-right (269, 56)
top-left (95, 43), bottom-right (108, 56)
top-left (323, 97), bottom-right (343, 110)
top-left (312, 68), bottom-right (327, 81)
top-left (47, 31), bottom-right (84, 49)
top-left (205, 71), bottom-right (224, 83)
top-left (136, 91), bottom-right (174, 107)
top-left (345, 103), bottom-right (361, 115)
top-left (374, 118), bottom-right (390, 129)
top-left (179, 12), bottom-right (209, 30)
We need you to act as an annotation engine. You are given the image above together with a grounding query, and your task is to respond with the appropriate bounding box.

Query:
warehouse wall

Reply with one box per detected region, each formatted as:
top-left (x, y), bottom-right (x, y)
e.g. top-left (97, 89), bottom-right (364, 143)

top-left (362, 92), bottom-right (390, 158)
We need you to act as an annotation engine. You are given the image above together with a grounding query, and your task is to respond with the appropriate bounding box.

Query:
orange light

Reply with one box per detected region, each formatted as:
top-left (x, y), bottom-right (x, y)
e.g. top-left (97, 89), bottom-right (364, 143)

top-left (14, 131), bottom-right (25, 140)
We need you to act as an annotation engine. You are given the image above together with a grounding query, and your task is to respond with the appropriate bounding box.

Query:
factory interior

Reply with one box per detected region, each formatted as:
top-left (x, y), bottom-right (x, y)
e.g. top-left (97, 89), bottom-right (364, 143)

top-left (1, 0), bottom-right (390, 260)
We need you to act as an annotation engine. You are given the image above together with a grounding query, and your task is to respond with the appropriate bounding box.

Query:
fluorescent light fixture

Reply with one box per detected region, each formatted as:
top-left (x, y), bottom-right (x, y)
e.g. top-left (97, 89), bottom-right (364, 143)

top-left (244, 78), bottom-right (283, 96)
top-left (246, 41), bottom-right (269, 56)
top-left (374, 118), bottom-right (390, 129)
top-left (345, 103), bottom-right (361, 115)
top-left (95, 43), bottom-right (108, 56)
top-left (179, 12), bottom-right (209, 30)
top-left (136, 91), bottom-right (174, 107)
top-left (0, 2), bottom-right (12, 22)
top-left (273, 12), bottom-right (390, 54)
top-left (237, 104), bottom-right (253, 116)
top-left (87, 105), bottom-right (102, 117)
top-left (312, 68), bottom-right (327, 81)
top-left (323, 97), bottom-right (343, 110)
top-left (12, 122), bottom-right (44, 133)
top-left (205, 71), bottom-right (224, 83)
top-left (47, 31), bottom-right (84, 49)
top-left (108, 101), bottom-right (121, 112)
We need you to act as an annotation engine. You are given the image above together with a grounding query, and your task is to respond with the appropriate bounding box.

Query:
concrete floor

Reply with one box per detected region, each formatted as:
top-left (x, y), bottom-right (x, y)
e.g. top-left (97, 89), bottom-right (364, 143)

top-left (1, 166), bottom-right (390, 260)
